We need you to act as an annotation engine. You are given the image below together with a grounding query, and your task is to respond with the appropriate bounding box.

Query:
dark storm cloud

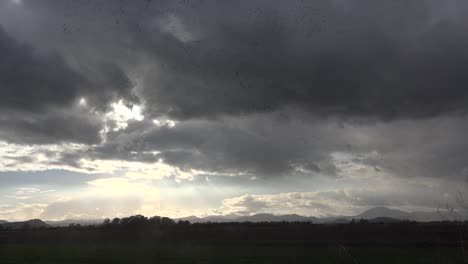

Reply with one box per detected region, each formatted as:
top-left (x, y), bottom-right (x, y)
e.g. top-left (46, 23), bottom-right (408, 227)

top-left (2, 0), bottom-right (468, 182)
top-left (5, 0), bottom-right (468, 122)
top-left (0, 108), bottom-right (103, 144)
top-left (80, 118), bottom-right (336, 177)
top-left (0, 26), bottom-right (135, 113)
top-left (0, 21), bottom-right (135, 144)
top-left (130, 0), bottom-right (468, 120)
top-left (351, 117), bottom-right (468, 181)
top-left (0, 27), bottom-right (83, 112)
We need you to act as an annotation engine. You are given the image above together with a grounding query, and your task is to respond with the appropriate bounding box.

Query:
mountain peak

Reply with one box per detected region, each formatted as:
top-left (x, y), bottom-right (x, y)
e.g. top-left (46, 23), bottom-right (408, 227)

top-left (357, 207), bottom-right (413, 220)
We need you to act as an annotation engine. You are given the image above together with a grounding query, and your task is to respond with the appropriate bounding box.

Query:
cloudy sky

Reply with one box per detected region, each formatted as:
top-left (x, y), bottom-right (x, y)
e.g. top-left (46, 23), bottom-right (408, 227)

top-left (1, 0), bottom-right (468, 221)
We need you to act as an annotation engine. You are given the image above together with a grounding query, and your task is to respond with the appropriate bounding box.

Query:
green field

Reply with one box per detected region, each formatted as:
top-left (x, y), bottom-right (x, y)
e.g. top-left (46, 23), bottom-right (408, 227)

top-left (0, 244), bottom-right (465, 264)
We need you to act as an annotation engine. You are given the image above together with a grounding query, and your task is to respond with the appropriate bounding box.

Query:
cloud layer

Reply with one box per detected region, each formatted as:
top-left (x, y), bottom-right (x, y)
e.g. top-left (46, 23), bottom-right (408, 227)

top-left (2, 0), bottom-right (468, 220)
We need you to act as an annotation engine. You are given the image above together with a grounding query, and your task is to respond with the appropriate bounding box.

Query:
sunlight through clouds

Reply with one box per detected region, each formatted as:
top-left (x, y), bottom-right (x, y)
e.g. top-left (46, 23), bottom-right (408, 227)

top-left (104, 100), bottom-right (144, 131)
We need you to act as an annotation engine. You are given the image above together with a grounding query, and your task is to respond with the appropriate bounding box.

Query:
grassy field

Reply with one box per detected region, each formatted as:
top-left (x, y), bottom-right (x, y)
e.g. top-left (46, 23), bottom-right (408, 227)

top-left (0, 244), bottom-right (465, 264)
top-left (2, 221), bottom-right (468, 263)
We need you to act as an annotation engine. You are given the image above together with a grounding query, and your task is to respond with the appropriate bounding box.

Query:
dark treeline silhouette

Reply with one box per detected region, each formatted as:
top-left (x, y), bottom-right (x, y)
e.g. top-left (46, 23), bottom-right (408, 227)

top-left (101, 215), bottom-right (184, 229)
top-left (1, 214), bottom-right (468, 248)
top-left (3, 215), bottom-right (468, 263)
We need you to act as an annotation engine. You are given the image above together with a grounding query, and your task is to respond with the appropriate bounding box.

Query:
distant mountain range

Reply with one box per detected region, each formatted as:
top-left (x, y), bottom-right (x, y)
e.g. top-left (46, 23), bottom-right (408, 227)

top-left (0, 207), bottom-right (459, 228)
top-left (178, 213), bottom-right (321, 223)
top-left (0, 219), bottom-right (102, 228)
top-left (177, 207), bottom-right (451, 223)
top-left (355, 207), bottom-right (455, 222)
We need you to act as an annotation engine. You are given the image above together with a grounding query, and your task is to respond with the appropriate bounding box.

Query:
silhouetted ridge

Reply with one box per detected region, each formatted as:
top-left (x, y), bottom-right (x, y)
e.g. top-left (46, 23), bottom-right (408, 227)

top-left (0, 207), bottom-right (454, 228)
top-left (356, 207), bottom-right (413, 220)
top-left (0, 219), bottom-right (48, 230)
top-left (176, 207), bottom-right (449, 223)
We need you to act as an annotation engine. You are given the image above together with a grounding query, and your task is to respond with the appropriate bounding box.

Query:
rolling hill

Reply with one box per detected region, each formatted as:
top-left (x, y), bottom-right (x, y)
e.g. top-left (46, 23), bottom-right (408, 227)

top-left (0, 219), bottom-right (48, 229)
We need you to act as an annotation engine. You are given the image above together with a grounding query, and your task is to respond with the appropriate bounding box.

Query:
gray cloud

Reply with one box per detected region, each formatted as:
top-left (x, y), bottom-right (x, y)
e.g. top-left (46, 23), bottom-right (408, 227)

top-left (65, 112), bottom-right (468, 183)
top-left (0, 170), bottom-right (105, 188)
top-left (0, 24), bottom-right (136, 112)
top-left (352, 117), bottom-right (468, 181)
top-left (129, 0), bottom-right (468, 121)
top-left (4, 0), bottom-right (468, 122)
top-left (78, 116), bottom-right (339, 177)
top-left (1, 0), bottom-right (468, 146)
top-left (0, 20), bottom-right (136, 144)
top-left (0, 107), bottom-right (103, 144)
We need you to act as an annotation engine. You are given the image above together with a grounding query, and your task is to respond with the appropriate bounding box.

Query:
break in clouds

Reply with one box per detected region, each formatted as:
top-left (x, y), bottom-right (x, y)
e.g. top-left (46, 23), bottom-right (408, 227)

top-left (1, 0), bottom-right (468, 220)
